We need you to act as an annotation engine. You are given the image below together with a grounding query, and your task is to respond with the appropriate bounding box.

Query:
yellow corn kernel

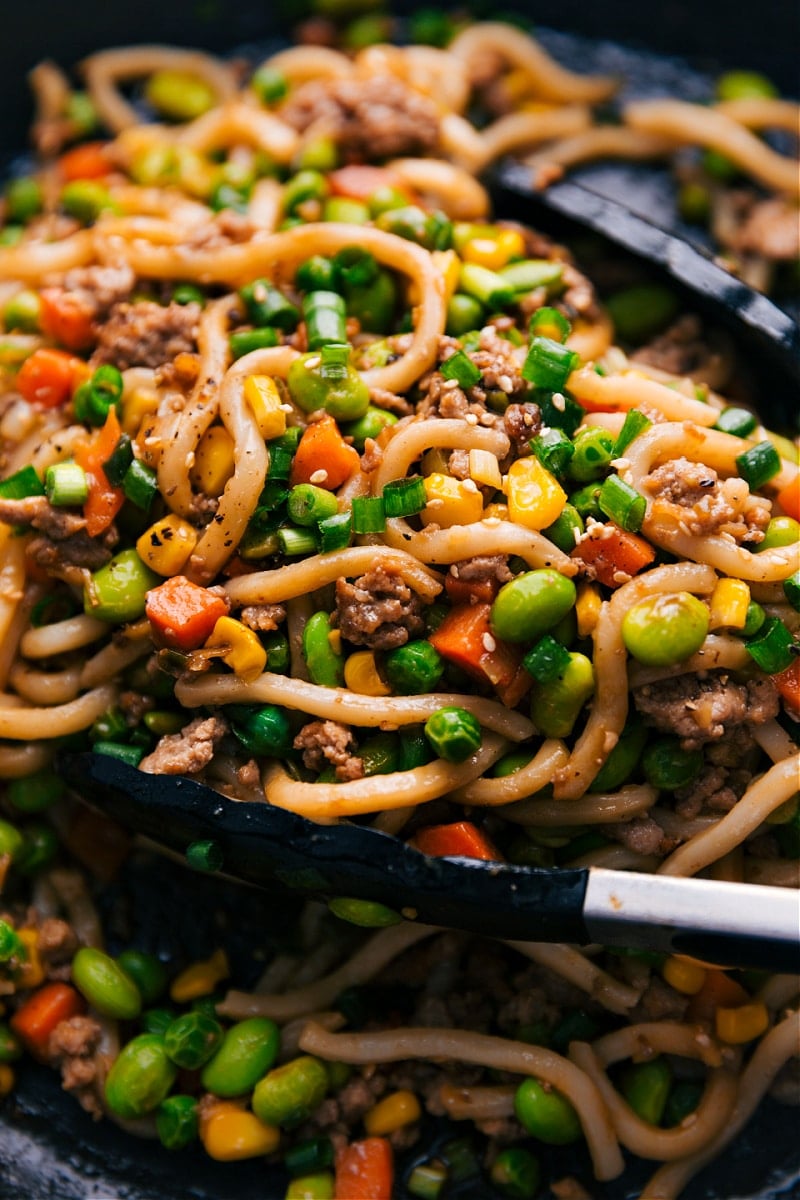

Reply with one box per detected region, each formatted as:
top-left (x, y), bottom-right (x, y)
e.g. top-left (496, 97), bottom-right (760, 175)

top-left (0, 1064), bottom-right (15, 1099)
top-left (506, 457), bottom-right (567, 531)
top-left (432, 249), bottom-right (461, 302)
top-left (170, 947), bottom-right (229, 1003)
top-left (462, 228), bottom-right (525, 272)
top-left (328, 628), bottom-right (343, 656)
top-left (16, 928), bottom-right (44, 990)
top-left (122, 385), bottom-right (159, 437)
top-left (468, 449), bottom-right (502, 489)
top-left (136, 514), bottom-right (198, 577)
top-left (576, 583), bottom-right (602, 638)
top-left (206, 616), bottom-right (267, 683)
top-left (483, 502), bottom-right (509, 522)
top-left (709, 578), bottom-right (750, 631)
top-left (244, 375), bottom-right (287, 441)
top-left (190, 425), bottom-right (236, 497)
top-left (364, 1089), bottom-right (422, 1136)
top-left (661, 955), bottom-right (707, 996)
top-left (344, 651), bottom-right (392, 697)
top-left (202, 1105), bottom-right (280, 1161)
top-left (715, 1001), bottom-right (770, 1045)
top-left (421, 473), bottom-right (484, 529)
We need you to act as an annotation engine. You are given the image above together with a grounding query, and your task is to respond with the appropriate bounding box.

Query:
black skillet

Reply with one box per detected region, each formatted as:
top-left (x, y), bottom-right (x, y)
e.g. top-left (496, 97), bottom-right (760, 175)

top-left (2, 3), bottom-right (800, 1198)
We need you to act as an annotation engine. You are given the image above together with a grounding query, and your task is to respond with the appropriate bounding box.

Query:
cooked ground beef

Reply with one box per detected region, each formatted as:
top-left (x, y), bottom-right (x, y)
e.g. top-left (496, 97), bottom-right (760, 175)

top-left (504, 401), bottom-right (542, 456)
top-left (280, 75), bottom-right (439, 162)
top-left (37, 917), bottom-right (78, 965)
top-left (643, 455), bottom-right (771, 543)
top-left (723, 193), bottom-right (800, 261)
top-left (469, 326), bottom-right (527, 399)
top-left (448, 555), bottom-right (513, 594)
top-left (369, 386), bottom-right (413, 417)
top-left (293, 719), bottom-right (364, 782)
top-left (238, 603), bottom-right (287, 632)
top-left (0, 495), bottom-right (86, 540)
top-left (93, 300), bottom-right (200, 370)
top-left (606, 816), bottom-right (675, 858)
top-left (28, 530), bottom-right (114, 578)
top-left (633, 671), bottom-right (779, 749)
top-left (61, 263), bottom-right (135, 321)
top-left (47, 1014), bottom-right (104, 1119)
top-left (335, 566), bottom-right (426, 650)
top-left (139, 715), bottom-right (229, 775)
top-left (632, 975), bottom-right (689, 1023)
top-left (186, 209), bottom-right (257, 252)
top-left (632, 314), bottom-right (727, 382)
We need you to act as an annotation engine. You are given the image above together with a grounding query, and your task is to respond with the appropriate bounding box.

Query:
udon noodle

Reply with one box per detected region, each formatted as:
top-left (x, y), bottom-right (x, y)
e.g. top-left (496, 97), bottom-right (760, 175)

top-left (0, 18), bottom-right (797, 1198)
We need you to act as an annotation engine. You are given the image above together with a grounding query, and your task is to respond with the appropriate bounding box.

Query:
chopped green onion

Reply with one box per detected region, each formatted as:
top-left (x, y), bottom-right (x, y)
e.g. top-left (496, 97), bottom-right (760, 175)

top-left (529, 306), bottom-right (571, 343)
top-left (714, 406), bottom-right (758, 437)
top-left (500, 259), bottom-right (563, 294)
top-left (537, 389), bottom-right (585, 437)
top-left (613, 409), bottom-right (652, 456)
top-left (229, 327), bottom-right (280, 359)
top-left (45, 460), bottom-right (88, 507)
top-left (569, 427), bottom-right (615, 483)
top-left (266, 442), bottom-right (295, 481)
top-left (745, 617), bottom-right (795, 674)
top-left (446, 292), bottom-right (484, 337)
top-left (784, 570), bottom-right (800, 612)
top-left (333, 247), bottom-right (378, 288)
top-left (523, 635), bottom-right (572, 684)
top-left (350, 495), bottom-right (386, 534)
top-left (296, 256), bottom-right (340, 294)
top-left (459, 262), bottom-right (515, 310)
top-left (239, 279), bottom-right (299, 331)
top-left (284, 172), bottom-right (329, 218)
top-left (521, 336), bottom-right (579, 391)
top-left (284, 1136), bottom-right (335, 1176)
top-left (742, 601), bottom-right (766, 638)
top-left (320, 341), bottom-right (350, 377)
top-left (0, 920), bottom-right (23, 963)
top-left (382, 476), bottom-right (426, 517)
top-left (172, 283), bottom-right (204, 306)
top-left (186, 839), bottom-right (224, 873)
top-left (736, 440), bottom-right (781, 490)
top-left (317, 511), bottom-right (352, 553)
top-left (287, 483), bottom-right (339, 526)
top-left (542, 504), bottom-right (584, 553)
top-left (210, 181), bottom-right (250, 213)
top-left (93, 741), bottom-right (145, 767)
top-left (123, 459), bottom-right (158, 511)
top-left (75, 364), bottom-right (124, 427)
top-left (278, 526), bottom-right (318, 556)
top-left (102, 434), bottom-right (134, 486)
top-left (598, 475), bottom-right (647, 532)
top-left (440, 349), bottom-right (481, 389)
top-left (303, 290), bottom-right (347, 350)
top-left (531, 428), bottom-right (574, 478)
top-left (251, 65), bottom-right (288, 105)
top-left (0, 464), bottom-right (45, 500)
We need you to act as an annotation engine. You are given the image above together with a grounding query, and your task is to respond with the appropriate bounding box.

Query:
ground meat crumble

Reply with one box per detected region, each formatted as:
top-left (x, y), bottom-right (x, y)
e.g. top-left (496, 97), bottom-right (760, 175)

top-left (335, 566), bottom-right (425, 651)
top-left (633, 670), bottom-right (779, 750)
top-left (293, 719), bottom-right (364, 782)
top-left (642, 455), bottom-right (771, 543)
top-left (139, 715), bottom-right (229, 775)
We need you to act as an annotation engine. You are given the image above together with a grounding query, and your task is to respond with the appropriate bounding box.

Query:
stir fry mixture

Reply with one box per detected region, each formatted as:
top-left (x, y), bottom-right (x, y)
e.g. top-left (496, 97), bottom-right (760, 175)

top-left (0, 17), bottom-right (798, 1200)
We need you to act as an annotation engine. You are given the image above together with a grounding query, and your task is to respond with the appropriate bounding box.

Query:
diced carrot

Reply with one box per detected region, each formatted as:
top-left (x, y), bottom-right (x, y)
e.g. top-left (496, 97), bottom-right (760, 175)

top-left (686, 969), bottom-right (750, 1024)
top-left (774, 658), bottom-right (800, 716)
top-left (776, 474), bottom-right (800, 523)
top-left (15, 347), bottom-right (89, 409)
top-left (335, 1136), bottom-right (394, 1200)
top-left (58, 141), bottom-right (113, 182)
top-left (145, 574), bottom-right (229, 651)
top-left (413, 821), bottom-right (501, 862)
top-left (328, 166), bottom-right (411, 203)
top-left (10, 982), bottom-right (86, 1058)
top-left (74, 408), bottom-right (125, 536)
top-left (571, 522), bottom-right (656, 588)
top-left (429, 602), bottom-right (524, 699)
top-left (290, 414), bottom-right (360, 489)
top-left (39, 287), bottom-right (96, 352)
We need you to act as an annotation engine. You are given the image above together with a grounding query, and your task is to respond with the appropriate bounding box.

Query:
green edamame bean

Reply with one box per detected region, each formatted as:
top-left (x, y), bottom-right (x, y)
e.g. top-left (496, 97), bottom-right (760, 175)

top-left (287, 350), bottom-right (370, 422)
top-left (591, 721), bottom-right (648, 792)
top-left (342, 405), bottom-right (397, 450)
top-left (328, 897), bottom-right (402, 927)
top-left (84, 549), bottom-right (160, 624)
top-left (491, 751), bottom-right (532, 778)
top-left (200, 1017), bottom-right (280, 1098)
top-left (490, 1146), bottom-right (541, 1199)
top-left (251, 1055), bottom-right (329, 1127)
top-left (303, 611), bottom-right (344, 688)
top-left (758, 516), bottom-right (800, 552)
top-left (164, 1010), bottom-right (223, 1069)
top-left (6, 770), bottom-right (64, 813)
top-left (642, 738), bottom-right (704, 790)
top-left (716, 70), bottom-right (778, 101)
top-left (620, 1057), bottom-right (672, 1126)
top-left (490, 569), bottom-right (577, 644)
top-left (622, 592), bottom-right (709, 667)
top-left (156, 1094), bottom-right (199, 1150)
top-left (145, 70), bottom-right (216, 121)
top-left (606, 285), bottom-right (679, 344)
top-left (115, 952), bottom-right (167, 1005)
top-left (513, 1078), bottom-right (582, 1144)
top-left (530, 652), bottom-right (594, 739)
top-left (104, 1034), bottom-right (177, 1119)
top-left (71, 947), bottom-right (142, 1020)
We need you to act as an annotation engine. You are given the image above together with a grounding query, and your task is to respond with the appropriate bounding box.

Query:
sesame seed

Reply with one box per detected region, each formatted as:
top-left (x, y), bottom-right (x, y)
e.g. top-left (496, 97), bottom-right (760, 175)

top-left (465, 413), bottom-right (479, 425)
top-left (279, 403), bottom-right (293, 413)
top-left (144, 436), bottom-right (161, 448)
top-left (482, 632), bottom-right (497, 652)
top-left (309, 469), bottom-right (328, 484)
top-left (427, 498), bottom-right (444, 509)
top-left (551, 392), bottom-right (566, 412)
top-left (184, 452), bottom-right (195, 469)
top-left (610, 458), bottom-right (630, 470)
top-left (498, 374), bottom-right (514, 393)
top-left (305, 355), bottom-right (321, 370)
top-left (442, 378), bottom-right (460, 390)
top-left (462, 478), bottom-right (479, 493)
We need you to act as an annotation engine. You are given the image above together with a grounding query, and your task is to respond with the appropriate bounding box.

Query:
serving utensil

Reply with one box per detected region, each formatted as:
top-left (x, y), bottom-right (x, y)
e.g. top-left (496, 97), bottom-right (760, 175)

top-left (60, 752), bottom-right (800, 972)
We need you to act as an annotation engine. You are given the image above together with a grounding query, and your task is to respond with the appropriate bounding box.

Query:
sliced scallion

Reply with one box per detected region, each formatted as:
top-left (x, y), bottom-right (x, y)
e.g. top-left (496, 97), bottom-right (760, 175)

top-left (278, 526), bottom-right (318, 556)
top-left (529, 305), bottom-right (571, 344)
top-left (745, 616), bottom-right (795, 674)
top-left (122, 459), bottom-right (158, 511)
top-left (613, 409), bottom-right (652, 456)
top-left (598, 475), bottom-right (646, 532)
top-left (45, 461), bottom-right (88, 507)
top-left (714, 407), bottom-right (758, 437)
top-left (351, 495), bottom-right (386, 534)
top-left (531, 428), bottom-right (574, 478)
top-left (736, 440), bottom-right (781, 490)
top-left (521, 336), bottom-right (579, 392)
top-left (0, 464), bottom-right (45, 500)
top-left (317, 511), bottom-right (352, 553)
top-left (440, 349), bottom-right (481, 390)
top-left (383, 476), bottom-right (426, 517)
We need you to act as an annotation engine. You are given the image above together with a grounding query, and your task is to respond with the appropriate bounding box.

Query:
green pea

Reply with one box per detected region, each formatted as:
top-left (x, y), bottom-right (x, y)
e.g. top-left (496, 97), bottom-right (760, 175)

top-left (742, 601), bottom-right (766, 638)
top-left (16, 823), bottom-right (59, 874)
top-left (491, 751), bottom-right (532, 777)
top-left (383, 640), bottom-right (443, 694)
top-left (424, 706), bottom-right (482, 763)
top-left (542, 504), bottom-right (584, 554)
top-left (7, 770), bottom-right (64, 813)
top-left (622, 592), bottom-right (709, 666)
top-left (285, 1172), bottom-right (335, 1200)
top-left (303, 611), bottom-right (344, 688)
top-left (758, 516), bottom-right (800, 552)
top-left (530, 652), bottom-right (594, 738)
top-left (359, 733), bottom-right (401, 776)
top-left (513, 1078), bottom-right (582, 1144)
top-left (117, 951), bottom-right (168, 1004)
top-left (229, 703), bottom-right (293, 756)
top-left (642, 738), bottom-right (704, 790)
top-left (3, 289), bottom-right (41, 333)
top-left (105, 1034), bottom-right (177, 1119)
top-left (570, 481), bottom-right (603, 521)
top-left (164, 1010), bottom-right (223, 1069)
top-left (84, 549), bottom-right (160, 624)
top-left (172, 283), bottom-right (205, 306)
top-left (568, 428), bottom-right (615, 484)
top-left (66, 90), bottom-right (98, 136)
top-left (490, 1147), bottom-right (541, 1198)
top-left (716, 70), bottom-right (778, 101)
top-left (0, 1021), bottom-right (22, 1063)
top-left (663, 1080), bottom-right (704, 1127)
top-left (606, 285), bottom-right (679, 343)
top-left (145, 70), bottom-right (216, 121)
top-left (200, 1017), bottom-right (280, 1098)
top-left (72, 947), bottom-right (142, 1020)
top-left (5, 177), bottom-right (43, 223)
top-left (328, 897), bottom-right (402, 927)
top-left (490, 569), bottom-right (577, 644)
top-left (61, 180), bottom-right (115, 224)
top-left (251, 1055), bottom-right (329, 1127)
top-left (156, 1094), bottom-right (199, 1150)
top-left (0, 819), bottom-right (24, 862)
top-left (446, 292), bottom-right (484, 337)
top-left (620, 1057), bottom-right (672, 1126)
top-left (252, 65), bottom-right (288, 106)
top-left (344, 270), bottom-right (397, 334)
top-left (283, 170), bottom-right (329, 215)
top-left (287, 351), bottom-right (370, 422)
top-left (591, 720), bottom-right (648, 791)
top-left (343, 405), bottom-right (397, 450)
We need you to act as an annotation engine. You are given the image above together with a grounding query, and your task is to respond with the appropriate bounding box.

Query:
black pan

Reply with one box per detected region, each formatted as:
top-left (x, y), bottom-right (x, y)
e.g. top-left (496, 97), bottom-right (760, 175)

top-left (1, 4), bottom-right (799, 1198)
